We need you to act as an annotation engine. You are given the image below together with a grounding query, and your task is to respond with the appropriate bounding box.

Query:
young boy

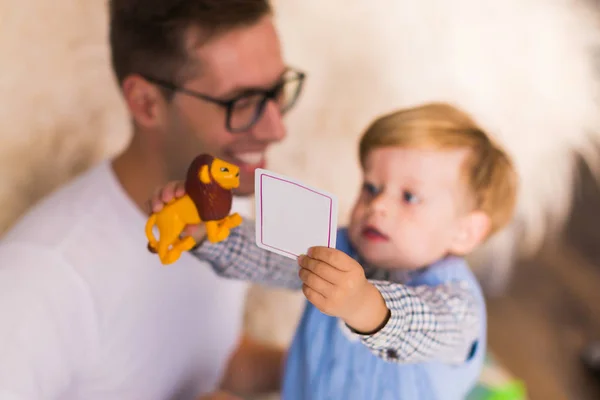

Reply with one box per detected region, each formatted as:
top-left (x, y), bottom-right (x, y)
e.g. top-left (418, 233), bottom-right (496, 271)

top-left (150, 102), bottom-right (518, 399)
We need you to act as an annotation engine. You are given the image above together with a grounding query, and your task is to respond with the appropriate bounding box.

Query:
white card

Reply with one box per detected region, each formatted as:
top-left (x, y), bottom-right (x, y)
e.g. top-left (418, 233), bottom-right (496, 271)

top-left (254, 168), bottom-right (338, 259)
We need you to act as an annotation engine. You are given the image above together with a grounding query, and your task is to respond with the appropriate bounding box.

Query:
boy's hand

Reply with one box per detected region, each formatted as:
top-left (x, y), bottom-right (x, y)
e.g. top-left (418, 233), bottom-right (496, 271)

top-left (147, 180), bottom-right (186, 214)
top-left (146, 180), bottom-right (206, 240)
top-left (298, 247), bottom-right (389, 334)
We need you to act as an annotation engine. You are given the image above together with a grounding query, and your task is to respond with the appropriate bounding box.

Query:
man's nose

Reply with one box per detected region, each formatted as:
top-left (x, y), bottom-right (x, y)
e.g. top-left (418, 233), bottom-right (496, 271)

top-left (249, 100), bottom-right (287, 142)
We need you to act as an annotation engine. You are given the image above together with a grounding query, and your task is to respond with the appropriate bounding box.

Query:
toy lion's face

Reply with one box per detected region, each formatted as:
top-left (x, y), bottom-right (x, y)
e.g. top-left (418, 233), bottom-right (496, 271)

top-left (207, 158), bottom-right (241, 190)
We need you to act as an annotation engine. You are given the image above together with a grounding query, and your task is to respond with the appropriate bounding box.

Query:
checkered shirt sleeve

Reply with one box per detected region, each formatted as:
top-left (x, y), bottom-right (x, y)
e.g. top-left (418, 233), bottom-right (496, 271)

top-left (349, 279), bottom-right (481, 365)
top-left (192, 219), bottom-right (303, 289)
top-left (192, 220), bottom-right (481, 365)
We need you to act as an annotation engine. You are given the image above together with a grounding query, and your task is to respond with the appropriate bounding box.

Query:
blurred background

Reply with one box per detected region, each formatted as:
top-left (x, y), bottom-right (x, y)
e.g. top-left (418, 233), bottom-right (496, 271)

top-left (2, 0), bottom-right (600, 399)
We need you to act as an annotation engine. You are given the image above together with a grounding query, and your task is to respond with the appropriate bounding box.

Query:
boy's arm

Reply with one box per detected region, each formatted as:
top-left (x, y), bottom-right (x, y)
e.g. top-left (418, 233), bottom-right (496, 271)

top-left (349, 280), bottom-right (481, 365)
top-left (190, 219), bottom-right (303, 290)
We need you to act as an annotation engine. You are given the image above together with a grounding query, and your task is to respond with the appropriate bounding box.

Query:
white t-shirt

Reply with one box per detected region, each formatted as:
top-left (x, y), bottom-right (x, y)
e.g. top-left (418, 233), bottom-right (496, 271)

top-left (0, 161), bottom-right (250, 400)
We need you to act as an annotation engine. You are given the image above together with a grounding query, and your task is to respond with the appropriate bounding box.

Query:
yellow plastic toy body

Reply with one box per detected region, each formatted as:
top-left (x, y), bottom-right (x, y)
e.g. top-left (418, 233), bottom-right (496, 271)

top-left (145, 153), bottom-right (243, 265)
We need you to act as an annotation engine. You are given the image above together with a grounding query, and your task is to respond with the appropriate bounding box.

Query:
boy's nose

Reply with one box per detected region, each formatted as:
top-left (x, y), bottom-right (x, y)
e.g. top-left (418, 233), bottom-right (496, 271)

top-left (369, 194), bottom-right (391, 216)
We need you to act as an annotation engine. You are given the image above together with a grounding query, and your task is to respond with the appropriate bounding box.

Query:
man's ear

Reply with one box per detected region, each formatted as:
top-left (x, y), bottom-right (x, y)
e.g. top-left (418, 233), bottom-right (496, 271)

top-left (121, 74), bottom-right (167, 128)
top-left (449, 211), bottom-right (491, 255)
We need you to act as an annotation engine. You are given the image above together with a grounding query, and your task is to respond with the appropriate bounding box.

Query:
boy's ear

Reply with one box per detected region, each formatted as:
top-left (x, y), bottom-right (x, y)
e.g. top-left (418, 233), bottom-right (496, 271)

top-left (449, 211), bottom-right (491, 255)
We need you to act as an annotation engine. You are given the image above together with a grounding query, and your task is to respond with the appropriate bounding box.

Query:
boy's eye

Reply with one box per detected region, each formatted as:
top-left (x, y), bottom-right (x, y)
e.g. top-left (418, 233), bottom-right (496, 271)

top-left (363, 182), bottom-right (380, 196)
top-left (403, 191), bottom-right (419, 204)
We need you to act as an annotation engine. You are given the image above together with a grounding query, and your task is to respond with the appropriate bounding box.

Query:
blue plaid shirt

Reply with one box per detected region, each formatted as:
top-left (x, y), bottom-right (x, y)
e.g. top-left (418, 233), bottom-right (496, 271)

top-left (192, 219), bottom-right (481, 364)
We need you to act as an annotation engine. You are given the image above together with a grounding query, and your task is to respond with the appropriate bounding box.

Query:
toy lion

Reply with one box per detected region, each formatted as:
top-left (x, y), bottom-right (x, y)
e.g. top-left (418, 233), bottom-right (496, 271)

top-left (145, 153), bottom-right (243, 265)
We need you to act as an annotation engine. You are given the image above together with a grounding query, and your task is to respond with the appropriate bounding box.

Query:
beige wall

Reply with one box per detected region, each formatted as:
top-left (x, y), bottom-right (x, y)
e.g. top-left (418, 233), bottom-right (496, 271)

top-left (2, 0), bottom-right (600, 355)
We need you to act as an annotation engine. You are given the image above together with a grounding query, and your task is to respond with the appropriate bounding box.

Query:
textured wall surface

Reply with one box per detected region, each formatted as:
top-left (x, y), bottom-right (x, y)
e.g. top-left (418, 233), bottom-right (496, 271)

top-left (1, 1), bottom-right (600, 393)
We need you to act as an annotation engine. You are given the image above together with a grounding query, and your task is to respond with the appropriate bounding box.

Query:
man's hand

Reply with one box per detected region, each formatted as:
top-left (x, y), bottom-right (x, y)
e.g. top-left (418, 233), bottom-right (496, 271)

top-left (297, 246), bottom-right (389, 333)
top-left (146, 180), bottom-right (206, 240)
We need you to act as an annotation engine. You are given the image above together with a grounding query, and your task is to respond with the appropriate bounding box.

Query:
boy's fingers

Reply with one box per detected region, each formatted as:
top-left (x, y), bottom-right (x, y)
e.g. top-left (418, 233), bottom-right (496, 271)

top-left (174, 182), bottom-right (186, 197)
top-left (298, 256), bottom-right (343, 283)
top-left (148, 181), bottom-right (187, 214)
top-left (160, 181), bottom-right (179, 203)
top-left (167, 180), bottom-right (186, 198)
top-left (299, 267), bottom-right (334, 297)
top-left (151, 195), bottom-right (165, 212)
top-left (302, 284), bottom-right (326, 307)
top-left (307, 246), bottom-right (354, 271)
top-left (147, 187), bottom-right (163, 212)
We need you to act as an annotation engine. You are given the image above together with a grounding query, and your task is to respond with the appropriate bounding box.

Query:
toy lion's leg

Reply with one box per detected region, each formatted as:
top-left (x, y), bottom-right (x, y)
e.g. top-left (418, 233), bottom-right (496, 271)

top-left (205, 220), bottom-right (230, 243)
top-left (155, 216), bottom-right (187, 265)
top-left (160, 240), bottom-right (190, 265)
top-left (170, 236), bottom-right (197, 254)
top-left (157, 241), bottom-right (174, 265)
top-left (220, 213), bottom-right (243, 230)
top-left (145, 214), bottom-right (159, 252)
top-left (162, 248), bottom-right (184, 265)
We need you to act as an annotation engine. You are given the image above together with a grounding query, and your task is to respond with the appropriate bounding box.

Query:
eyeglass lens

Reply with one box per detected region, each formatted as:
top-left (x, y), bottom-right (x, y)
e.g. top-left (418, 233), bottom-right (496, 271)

top-left (228, 75), bottom-right (302, 132)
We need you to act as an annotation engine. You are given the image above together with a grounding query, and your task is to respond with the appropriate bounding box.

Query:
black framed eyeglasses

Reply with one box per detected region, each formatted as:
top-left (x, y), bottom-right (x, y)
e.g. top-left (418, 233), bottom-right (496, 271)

top-left (142, 68), bottom-right (306, 133)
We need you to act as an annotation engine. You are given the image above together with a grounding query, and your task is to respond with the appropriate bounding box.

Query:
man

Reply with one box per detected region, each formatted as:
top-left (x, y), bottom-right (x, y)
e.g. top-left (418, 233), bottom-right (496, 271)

top-left (0, 0), bottom-right (305, 399)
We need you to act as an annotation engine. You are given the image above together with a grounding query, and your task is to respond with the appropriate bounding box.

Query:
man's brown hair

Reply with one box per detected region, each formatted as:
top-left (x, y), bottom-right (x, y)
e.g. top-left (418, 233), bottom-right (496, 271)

top-left (359, 102), bottom-right (518, 238)
top-left (108, 0), bottom-right (272, 88)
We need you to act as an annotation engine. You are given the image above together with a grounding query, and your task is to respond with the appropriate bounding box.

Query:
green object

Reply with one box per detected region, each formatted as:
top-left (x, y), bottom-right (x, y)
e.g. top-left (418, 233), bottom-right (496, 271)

top-left (488, 382), bottom-right (527, 400)
top-left (467, 381), bottom-right (527, 400)
top-left (466, 354), bottom-right (527, 400)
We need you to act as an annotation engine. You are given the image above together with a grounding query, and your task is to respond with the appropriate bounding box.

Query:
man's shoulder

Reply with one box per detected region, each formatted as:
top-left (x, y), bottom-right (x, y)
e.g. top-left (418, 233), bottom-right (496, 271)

top-left (3, 161), bottom-right (114, 247)
top-left (0, 241), bottom-right (85, 289)
top-left (0, 160), bottom-right (127, 305)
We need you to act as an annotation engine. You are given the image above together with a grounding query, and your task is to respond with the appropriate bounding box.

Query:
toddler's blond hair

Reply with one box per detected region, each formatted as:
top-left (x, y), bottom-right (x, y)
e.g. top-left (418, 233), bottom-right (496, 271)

top-left (359, 102), bottom-right (518, 237)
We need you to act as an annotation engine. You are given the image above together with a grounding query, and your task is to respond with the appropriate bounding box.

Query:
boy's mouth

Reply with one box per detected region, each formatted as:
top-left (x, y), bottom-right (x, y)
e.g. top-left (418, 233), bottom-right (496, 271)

top-left (362, 226), bottom-right (389, 241)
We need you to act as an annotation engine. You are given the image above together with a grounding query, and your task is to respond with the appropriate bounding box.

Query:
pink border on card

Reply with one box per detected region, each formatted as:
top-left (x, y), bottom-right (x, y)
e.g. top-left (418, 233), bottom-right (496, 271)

top-left (260, 173), bottom-right (333, 257)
